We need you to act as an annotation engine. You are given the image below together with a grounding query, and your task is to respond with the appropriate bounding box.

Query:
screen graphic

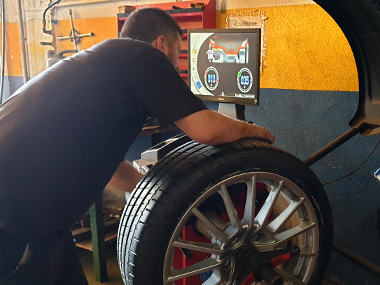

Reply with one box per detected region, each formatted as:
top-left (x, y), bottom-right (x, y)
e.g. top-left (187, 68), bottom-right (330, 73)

top-left (188, 29), bottom-right (261, 105)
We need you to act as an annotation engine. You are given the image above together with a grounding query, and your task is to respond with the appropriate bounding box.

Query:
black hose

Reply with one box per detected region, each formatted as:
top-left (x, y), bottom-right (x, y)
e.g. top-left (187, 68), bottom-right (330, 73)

top-left (42, 0), bottom-right (62, 35)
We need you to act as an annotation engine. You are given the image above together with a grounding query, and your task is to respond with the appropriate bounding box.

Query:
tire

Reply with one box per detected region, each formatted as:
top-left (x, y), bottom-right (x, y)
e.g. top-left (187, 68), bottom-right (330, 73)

top-left (117, 140), bottom-right (333, 285)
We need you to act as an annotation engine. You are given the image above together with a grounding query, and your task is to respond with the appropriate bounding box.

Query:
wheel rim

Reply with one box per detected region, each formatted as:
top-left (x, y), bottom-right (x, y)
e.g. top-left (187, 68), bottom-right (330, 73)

top-left (163, 172), bottom-right (319, 285)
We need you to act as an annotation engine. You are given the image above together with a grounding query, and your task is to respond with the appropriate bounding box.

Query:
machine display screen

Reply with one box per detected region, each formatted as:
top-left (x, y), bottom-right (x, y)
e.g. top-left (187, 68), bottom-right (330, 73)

top-left (188, 29), bottom-right (261, 106)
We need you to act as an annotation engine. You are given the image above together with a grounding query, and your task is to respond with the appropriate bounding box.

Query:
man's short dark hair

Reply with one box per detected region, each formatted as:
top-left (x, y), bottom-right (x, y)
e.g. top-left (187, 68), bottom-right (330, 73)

top-left (120, 8), bottom-right (183, 44)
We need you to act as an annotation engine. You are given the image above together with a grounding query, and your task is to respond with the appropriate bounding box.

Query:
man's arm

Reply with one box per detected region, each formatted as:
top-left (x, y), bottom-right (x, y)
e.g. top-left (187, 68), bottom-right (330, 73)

top-left (106, 161), bottom-right (144, 193)
top-left (106, 111), bottom-right (273, 192)
top-left (174, 109), bottom-right (275, 145)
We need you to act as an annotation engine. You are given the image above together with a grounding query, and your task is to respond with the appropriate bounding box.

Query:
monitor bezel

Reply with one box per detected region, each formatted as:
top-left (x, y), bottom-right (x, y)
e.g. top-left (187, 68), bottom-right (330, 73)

top-left (187, 28), bottom-right (261, 106)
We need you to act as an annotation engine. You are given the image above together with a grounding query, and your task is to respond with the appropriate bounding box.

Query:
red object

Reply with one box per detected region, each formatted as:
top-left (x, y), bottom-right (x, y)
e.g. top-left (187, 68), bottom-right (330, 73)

top-left (117, 0), bottom-right (216, 35)
top-left (173, 226), bottom-right (212, 285)
top-left (171, 12), bottom-right (203, 20)
top-left (241, 273), bottom-right (256, 285)
top-left (271, 253), bottom-right (291, 268)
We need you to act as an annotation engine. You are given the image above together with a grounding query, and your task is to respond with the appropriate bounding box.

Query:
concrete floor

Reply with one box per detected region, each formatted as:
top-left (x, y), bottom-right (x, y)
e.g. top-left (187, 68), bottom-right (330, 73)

top-left (78, 241), bottom-right (347, 285)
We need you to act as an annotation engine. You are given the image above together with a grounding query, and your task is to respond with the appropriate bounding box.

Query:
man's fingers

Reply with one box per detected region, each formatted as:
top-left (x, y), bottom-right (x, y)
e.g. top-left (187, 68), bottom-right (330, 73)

top-left (261, 134), bottom-right (275, 144)
top-left (254, 125), bottom-right (275, 144)
top-left (266, 131), bottom-right (275, 144)
top-left (267, 132), bottom-right (275, 144)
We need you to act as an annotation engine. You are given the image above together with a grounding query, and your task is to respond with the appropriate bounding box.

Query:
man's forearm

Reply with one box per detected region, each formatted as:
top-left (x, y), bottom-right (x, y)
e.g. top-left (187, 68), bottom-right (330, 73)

top-left (175, 110), bottom-right (275, 146)
top-left (200, 112), bottom-right (274, 145)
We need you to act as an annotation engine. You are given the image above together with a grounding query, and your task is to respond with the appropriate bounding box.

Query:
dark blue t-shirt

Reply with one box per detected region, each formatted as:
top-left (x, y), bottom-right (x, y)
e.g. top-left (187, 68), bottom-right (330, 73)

top-left (0, 38), bottom-right (207, 241)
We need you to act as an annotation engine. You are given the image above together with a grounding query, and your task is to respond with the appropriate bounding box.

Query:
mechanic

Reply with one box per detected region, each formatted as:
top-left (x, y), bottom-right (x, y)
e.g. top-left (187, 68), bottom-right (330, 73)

top-left (0, 8), bottom-right (275, 285)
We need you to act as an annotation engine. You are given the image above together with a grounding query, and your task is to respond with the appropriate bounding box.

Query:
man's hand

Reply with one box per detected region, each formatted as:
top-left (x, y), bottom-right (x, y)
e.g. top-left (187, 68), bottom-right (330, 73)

top-left (175, 110), bottom-right (275, 146)
top-left (245, 123), bottom-right (275, 144)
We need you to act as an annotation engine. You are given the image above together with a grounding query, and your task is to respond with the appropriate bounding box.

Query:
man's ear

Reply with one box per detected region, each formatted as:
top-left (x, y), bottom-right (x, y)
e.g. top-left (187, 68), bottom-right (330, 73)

top-left (151, 35), bottom-right (168, 53)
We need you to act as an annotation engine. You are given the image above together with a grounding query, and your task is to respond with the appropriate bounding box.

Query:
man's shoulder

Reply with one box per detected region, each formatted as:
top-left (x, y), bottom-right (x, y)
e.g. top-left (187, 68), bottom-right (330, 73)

top-left (83, 38), bottom-right (165, 65)
top-left (92, 38), bottom-right (154, 53)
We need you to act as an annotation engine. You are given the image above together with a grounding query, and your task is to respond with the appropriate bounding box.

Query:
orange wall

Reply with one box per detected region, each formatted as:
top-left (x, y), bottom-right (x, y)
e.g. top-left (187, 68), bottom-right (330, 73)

top-left (2, 22), bottom-right (23, 77)
top-left (53, 17), bottom-right (118, 52)
top-left (216, 5), bottom-right (358, 92)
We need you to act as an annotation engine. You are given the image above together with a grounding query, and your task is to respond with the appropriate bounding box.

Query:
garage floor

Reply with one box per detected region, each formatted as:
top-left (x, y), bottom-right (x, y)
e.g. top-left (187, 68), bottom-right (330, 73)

top-left (79, 241), bottom-right (347, 285)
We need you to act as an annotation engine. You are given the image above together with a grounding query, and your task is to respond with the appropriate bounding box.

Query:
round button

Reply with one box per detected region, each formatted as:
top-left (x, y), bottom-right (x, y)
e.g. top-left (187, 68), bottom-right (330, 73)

top-left (204, 67), bottom-right (219, 91)
top-left (237, 68), bottom-right (253, 93)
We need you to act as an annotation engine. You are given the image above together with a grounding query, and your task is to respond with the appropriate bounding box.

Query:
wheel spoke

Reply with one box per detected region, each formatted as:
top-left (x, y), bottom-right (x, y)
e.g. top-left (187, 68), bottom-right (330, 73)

top-left (274, 221), bottom-right (316, 245)
top-left (219, 184), bottom-right (242, 231)
top-left (254, 180), bottom-right (284, 229)
top-left (242, 175), bottom-right (256, 229)
top-left (254, 221), bottom-right (316, 251)
top-left (172, 238), bottom-right (225, 255)
top-left (266, 197), bottom-right (305, 234)
top-left (274, 268), bottom-right (306, 285)
top-left (299, 247), bottom-right (317, 257)
top-left (192, 208), bottom-right (230, 243)
top-left (167, 258), bottom-right (223, 282)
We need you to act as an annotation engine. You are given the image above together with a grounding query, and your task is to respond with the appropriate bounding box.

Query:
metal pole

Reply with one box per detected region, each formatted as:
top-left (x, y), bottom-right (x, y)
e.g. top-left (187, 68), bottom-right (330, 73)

top-left (56, 33), bottom-right (93, 41)
top-left (68, 9), bottom-right (78, 51)
top-left (303, 128), bottom-right (360, 167)
top-left (17, 0), bottom-right (29, 84)
top-left (333, 242), bottom-right (380, 277)
top-left (89, 197), bottom-right (109, 283)
top-left (218, 103), bottom-right (246, 120)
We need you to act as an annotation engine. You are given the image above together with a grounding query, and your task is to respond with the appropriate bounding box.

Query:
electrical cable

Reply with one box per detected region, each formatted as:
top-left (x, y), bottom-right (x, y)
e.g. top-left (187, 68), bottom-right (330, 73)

top-left (0, 0), bottom-right (5, 104)
top-left (42, 0), bottom-right (62, 35)
top-left (322, 137), bottom-right (380, 185)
